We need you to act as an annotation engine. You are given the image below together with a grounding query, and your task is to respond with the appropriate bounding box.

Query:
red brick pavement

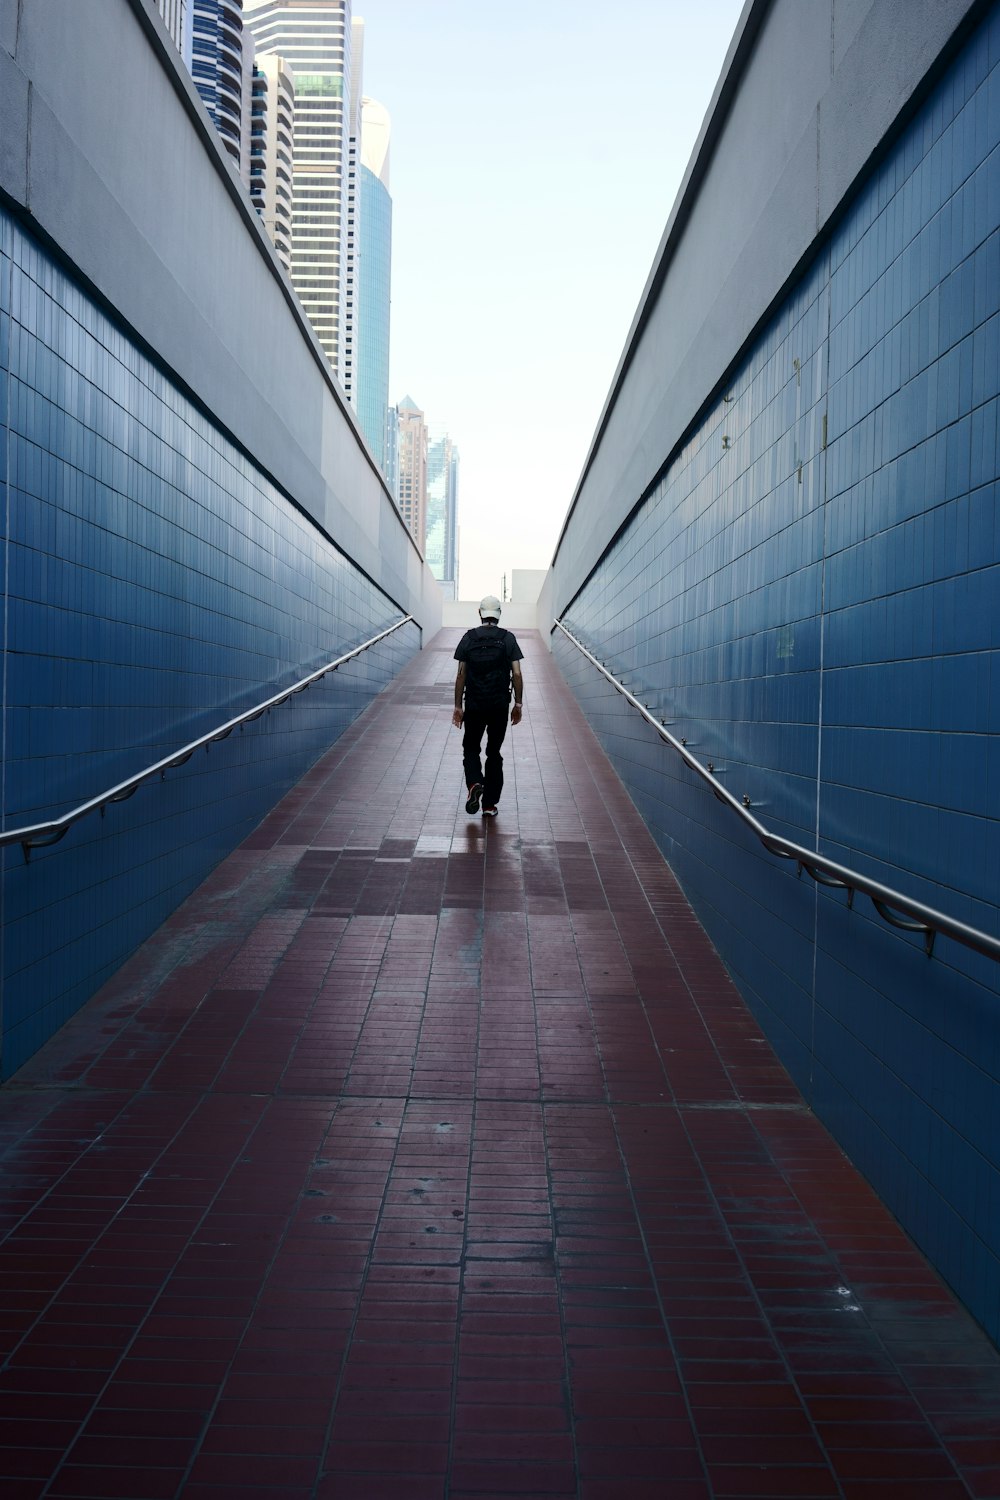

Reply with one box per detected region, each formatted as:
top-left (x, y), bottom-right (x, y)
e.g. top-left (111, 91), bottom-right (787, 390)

top-left (1, 628), bottom-right (998, 1499)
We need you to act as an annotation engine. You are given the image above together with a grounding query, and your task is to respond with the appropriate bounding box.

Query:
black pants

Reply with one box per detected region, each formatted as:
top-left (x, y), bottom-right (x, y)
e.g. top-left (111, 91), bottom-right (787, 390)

top-left (462, 705), bottom-right (509, 806)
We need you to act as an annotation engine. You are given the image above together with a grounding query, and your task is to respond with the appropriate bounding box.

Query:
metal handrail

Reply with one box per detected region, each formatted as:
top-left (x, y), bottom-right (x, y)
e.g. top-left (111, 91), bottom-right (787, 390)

top-left (554, 619), bottom-right (1000, 965)
top-left (3, 615), bottom-right (416, 862)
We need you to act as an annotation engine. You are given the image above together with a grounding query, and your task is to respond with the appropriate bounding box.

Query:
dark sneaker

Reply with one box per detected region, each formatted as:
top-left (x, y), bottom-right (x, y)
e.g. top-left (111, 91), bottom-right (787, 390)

top-left (465, 783), bottom-right (483, 814)
top-left (482, 805), bottom-right (498, 818)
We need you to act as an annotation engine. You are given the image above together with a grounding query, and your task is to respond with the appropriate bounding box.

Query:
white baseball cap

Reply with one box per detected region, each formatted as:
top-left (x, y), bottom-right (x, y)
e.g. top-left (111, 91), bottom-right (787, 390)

top-left (479, 595), bottom-right (502, 620)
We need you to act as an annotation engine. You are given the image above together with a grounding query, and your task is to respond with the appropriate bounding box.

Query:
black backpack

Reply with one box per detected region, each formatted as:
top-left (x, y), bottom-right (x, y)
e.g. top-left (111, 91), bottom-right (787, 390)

top-left (463, 627), bottom-right (511, 709)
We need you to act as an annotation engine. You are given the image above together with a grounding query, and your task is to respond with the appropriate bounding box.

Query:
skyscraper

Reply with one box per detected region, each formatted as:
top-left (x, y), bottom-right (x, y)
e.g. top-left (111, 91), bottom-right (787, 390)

top-left (425, 430), bottom-right (459, 597)
top-left (240, 12), bottom-right (257, 190)
top-left (244, 1), bottom-right (354, 379)
top-left (395, 397), bottom-right (427, 552)
top-left (355, 96), bottom-right (392, 469)
top-left (255, 53), bottom-right (296, 272)
top-left (189, 1), bottom-right (252, 172)
top-left (385, 405), bottom-right (400, 500)
top-left (249, 58), bottom-right (267, 216)
top-left (341, 17), bottom-right (364, 404)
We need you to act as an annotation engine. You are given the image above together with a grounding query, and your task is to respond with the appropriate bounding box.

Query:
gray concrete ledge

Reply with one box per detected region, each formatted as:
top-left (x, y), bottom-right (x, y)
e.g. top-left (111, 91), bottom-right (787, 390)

top-left (551, 0), bottom-right (983, 619)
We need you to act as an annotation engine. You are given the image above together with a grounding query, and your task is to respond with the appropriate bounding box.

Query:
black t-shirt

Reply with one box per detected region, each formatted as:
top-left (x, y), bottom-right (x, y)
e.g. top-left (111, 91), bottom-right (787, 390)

top-left (455, 625), bottom-right (524, 712)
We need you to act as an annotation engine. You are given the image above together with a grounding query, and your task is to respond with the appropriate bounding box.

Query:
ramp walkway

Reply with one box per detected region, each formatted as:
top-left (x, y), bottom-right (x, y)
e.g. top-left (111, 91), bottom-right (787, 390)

top-left (1, 629), bottom-right (998, 1500)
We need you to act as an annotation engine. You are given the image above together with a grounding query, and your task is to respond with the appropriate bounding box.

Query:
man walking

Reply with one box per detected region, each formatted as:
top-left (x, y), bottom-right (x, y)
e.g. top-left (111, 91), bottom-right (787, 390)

top-left (452, 595), bottom-right (523, 817)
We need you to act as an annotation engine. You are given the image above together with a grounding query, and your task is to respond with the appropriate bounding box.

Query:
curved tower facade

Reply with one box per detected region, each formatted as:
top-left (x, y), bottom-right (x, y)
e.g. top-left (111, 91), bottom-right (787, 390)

top-left (190, 0), bottom-right (247, 167)
top-left (256, 52), bottom-right (295, 272)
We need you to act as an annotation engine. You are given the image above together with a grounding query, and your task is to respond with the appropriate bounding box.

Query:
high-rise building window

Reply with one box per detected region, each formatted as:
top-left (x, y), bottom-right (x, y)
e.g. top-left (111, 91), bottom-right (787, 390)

top-left (245, 1), bottom-right (354, 378)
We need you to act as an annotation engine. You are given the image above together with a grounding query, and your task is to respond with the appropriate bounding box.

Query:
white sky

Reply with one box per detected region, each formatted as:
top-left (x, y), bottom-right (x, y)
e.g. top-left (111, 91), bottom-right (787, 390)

top-left (357, 0), bottom-right (747, 602)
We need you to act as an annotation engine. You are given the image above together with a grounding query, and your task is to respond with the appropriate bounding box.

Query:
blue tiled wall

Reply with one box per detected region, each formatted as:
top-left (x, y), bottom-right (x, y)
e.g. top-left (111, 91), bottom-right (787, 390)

top-left (556, 3), bottom-right (1000, 1341)
top-left (0, 208), bottom-right (420, 1078)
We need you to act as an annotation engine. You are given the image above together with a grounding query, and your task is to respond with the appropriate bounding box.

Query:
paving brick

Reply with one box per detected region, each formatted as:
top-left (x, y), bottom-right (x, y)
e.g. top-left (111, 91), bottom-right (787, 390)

top-left (0, 631), bottom-right (992, 1497)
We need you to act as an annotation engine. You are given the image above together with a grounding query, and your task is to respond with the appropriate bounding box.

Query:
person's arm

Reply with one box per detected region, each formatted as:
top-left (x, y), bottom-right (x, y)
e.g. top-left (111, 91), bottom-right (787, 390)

top-left (511, 661), bottom-right (523, 725)
top-left (452, 662), bottom-right (467, 728)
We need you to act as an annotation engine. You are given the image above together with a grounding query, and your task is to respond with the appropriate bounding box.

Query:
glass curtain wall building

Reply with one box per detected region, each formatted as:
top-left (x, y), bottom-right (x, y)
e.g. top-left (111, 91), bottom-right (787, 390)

top-left (356, 98), bottom-right (392, 470)
top-left (244, 0), bottom-right (354, 379)
top-left (425, 430), bottom-right (458, 596)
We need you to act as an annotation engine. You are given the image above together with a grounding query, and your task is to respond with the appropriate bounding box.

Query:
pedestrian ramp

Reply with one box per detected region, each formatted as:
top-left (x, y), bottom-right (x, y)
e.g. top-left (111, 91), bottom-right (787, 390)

top-left (1, 629), bottom-right (997, 1499)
